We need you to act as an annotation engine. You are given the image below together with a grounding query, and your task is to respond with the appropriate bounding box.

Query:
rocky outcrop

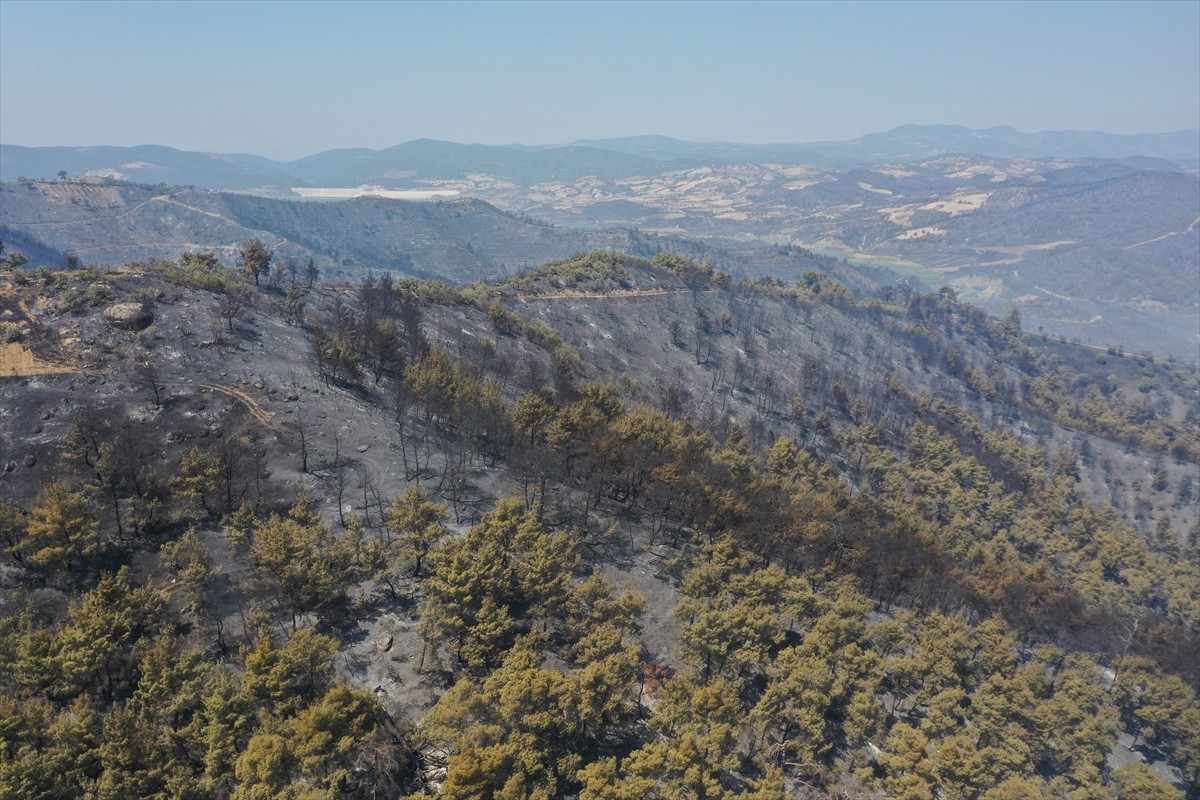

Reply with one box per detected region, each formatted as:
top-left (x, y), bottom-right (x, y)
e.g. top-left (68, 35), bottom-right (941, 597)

top-left (103, 302), bottom-right (152, 330)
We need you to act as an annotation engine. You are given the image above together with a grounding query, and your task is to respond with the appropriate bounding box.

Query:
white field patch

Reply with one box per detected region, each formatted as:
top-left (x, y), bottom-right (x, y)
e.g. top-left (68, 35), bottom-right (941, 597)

top-left (952, 275), bottom-right (1005, 300)
top-left (677, 176), bottom-right (722, 193)
top-left (897, 226), bottom-right (947, 240)
top-left (1133, 299), bottom-right (1172, 313)
top-left (880, 205), bottom-right (919, 226)
top-left (83, 168), bottom-right (128, 181)
top-left (982, 241), bottom-right (1074, 255)
top-left (946, 164), bottom-right (1010, 182)
top-left (780, 166), bottom-right (820, 177)
top-left (291, 186), bottom-right (460, 200)
top-left (919, 192), bottom-right (991, 216)
top-left (858, 182), bottom-right (893, 195)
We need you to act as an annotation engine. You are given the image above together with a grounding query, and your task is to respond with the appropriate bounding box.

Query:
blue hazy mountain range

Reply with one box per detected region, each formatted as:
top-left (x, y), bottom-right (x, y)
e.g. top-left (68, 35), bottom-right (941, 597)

top-left (2, 125), bottom-right (1196, 190)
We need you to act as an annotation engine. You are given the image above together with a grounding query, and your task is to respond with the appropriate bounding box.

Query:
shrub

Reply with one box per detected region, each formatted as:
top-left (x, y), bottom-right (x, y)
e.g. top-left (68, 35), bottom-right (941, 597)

top-left (57, 285), bottom-right (85, 312)
top-left (487, 301), bottom-right (524, 336)
top-left (87, 282), bottom-right (113, 306)
top-left (525, 320), bottom-right (564, 351)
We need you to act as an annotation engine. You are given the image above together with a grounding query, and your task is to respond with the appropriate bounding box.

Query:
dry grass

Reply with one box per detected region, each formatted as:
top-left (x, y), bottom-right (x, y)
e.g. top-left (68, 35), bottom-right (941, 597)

top-left (0, 342), bottom-right (76, 377)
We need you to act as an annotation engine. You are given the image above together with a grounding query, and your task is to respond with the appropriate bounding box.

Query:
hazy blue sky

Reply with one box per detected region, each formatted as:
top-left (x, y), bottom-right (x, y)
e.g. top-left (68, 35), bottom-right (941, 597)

top-left (1, 0), bottom-right (1197, 159)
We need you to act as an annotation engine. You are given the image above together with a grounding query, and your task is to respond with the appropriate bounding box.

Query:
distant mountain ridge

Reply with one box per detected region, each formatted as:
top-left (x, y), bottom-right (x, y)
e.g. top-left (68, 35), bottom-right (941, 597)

top-left (569, 135), bottom-right (828, 165)
top-left (575, 126), bottom-right (1200, 164)
top-left (286, 139), bottom-right (682, 187)
top-left (2, 125), bottom-right (1196, 190)
top-left (805, 124), bottom-right (1200, 164)
top-left (0, 144), bottom-right (292, 190)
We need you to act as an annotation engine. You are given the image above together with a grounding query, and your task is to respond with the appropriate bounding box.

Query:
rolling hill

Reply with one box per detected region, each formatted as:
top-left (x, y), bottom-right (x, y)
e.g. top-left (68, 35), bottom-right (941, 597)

top-left (466, 157), bottom-right (1200, 360)
top-left (2, 126), bottom-right (1196, 359)
top-left (0, 179), bottom-right (880, 289)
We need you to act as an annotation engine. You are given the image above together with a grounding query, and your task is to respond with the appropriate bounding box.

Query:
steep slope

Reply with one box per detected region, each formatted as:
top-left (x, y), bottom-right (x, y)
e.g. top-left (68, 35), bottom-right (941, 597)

top-left (1, 256), bottom-right (1197, 797)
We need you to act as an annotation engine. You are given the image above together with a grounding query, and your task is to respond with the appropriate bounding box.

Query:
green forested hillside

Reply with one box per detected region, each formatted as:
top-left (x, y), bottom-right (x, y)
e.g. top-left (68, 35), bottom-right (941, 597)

top-left (0, 249), bottom-right (1196, 798)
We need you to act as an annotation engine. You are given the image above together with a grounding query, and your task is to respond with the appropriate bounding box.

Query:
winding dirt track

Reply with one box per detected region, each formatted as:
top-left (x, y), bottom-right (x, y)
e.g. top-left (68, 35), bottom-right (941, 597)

top-left (0, 353), bottom-right (278, 427)
top-left (9, 191), bottom-right (288, 252)
top-left (1126, 215), bottom-right (1200, 250)
top-left (4, 278), bottom-right (279, 425)
top-left (516, 288), bottom-right (715, 302)
top-left (3, 193), bottom-right (177, 227)
top-left (159, 380), bottom-right (279, 428)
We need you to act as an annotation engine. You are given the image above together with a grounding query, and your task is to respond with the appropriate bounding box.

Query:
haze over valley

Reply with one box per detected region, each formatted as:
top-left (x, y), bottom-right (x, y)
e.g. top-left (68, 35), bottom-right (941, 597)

top-left (4, 125), bottom-right (1198, 360)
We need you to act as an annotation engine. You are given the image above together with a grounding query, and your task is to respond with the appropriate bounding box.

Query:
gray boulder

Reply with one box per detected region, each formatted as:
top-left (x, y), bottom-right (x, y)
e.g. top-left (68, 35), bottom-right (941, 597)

top-left (103, 302), bottom-right (152, 330)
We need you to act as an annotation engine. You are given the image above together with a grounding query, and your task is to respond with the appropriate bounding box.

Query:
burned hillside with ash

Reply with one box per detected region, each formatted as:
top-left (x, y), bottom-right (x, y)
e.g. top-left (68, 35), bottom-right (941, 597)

top-left (0, 248), bottom-right (1197, 799)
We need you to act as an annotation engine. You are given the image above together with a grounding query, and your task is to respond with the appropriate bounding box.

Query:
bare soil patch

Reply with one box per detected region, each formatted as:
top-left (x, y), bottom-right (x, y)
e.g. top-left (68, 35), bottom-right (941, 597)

top-left (0, 343), bottom-right (77, 377)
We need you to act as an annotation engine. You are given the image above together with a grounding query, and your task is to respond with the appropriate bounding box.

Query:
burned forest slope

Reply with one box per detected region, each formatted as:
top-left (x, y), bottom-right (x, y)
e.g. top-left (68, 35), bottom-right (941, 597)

top-left (0, 252), bottom-right (1197, 799)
